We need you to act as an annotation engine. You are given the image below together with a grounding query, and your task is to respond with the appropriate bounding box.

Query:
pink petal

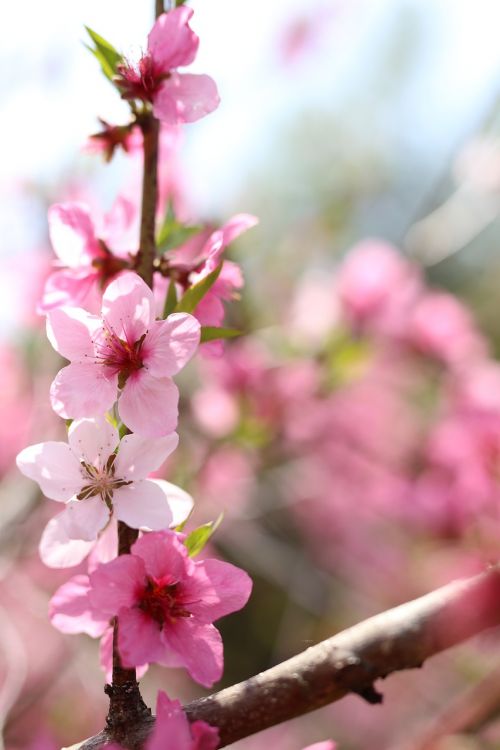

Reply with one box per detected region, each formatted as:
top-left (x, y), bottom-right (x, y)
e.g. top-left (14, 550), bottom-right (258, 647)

top-left (68, 416), bottom-right (119, 466)
top-left (101, 272), bottom-right (155, 344)
top-left (118, 606), bottom-right (165, 668)
top-left (190, 721), bottom-right (219, 750)
top-left (59, 497), bottom-right (110, 542)
top-left (16, 441), bottom-right (82, 501)
top-left (39, 269), bottom-right (101, 313)
top-left (131, 530), bottom-right (188, 581)
top-left (50, 363), bottom-right (117, 419)
top-left (39, 516), bottom-right (95, 568)
top-left (186, 559), bottom-right (252, 623)
top-left (89, 554), bottom-right (146, 617)
top-left (49, 574), bottom-right (108, 637)
top-left (203, 214), bottom-right (259, 264)
top-left (118, 373), bottom-right (179, 437)
top-left (88, 520), bottom-right (119, 572)
top-left (48, 202), bottom-right (100, 267)
top-left (143, 315), bottom-right (200, 377)
top-left (114, 432), bottom-right (179, 479)
top-left (46, 307), bottom-right (99, 361)
top-left (147, 692), bottom-right (192, 750)
top-left (153, 73), bottom-right (220, 125)
top-left (150, 479), bottom-right (194, 527)
top-left (113, 480), bottom-right (173, 530)
top-left (163, 619), bottom-right (223, 687)
top-left (302, 744), bottom-right (336, 750)
top-left (99, 625), bottom-right (114, 682)
top-left (148, 7), bottom-right (199, 71)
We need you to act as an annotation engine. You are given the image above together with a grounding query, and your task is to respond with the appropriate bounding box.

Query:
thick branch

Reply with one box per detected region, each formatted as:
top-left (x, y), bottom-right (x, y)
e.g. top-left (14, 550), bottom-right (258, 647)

top-left (78, 565), bottom-right (500, 750)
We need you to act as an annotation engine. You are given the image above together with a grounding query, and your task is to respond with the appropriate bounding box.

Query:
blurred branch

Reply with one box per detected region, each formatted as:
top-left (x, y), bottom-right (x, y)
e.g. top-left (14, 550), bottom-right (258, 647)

top-left (400, 664), bottom-right (500, 750)
top-left (76, 565), bottom-right (500, 750)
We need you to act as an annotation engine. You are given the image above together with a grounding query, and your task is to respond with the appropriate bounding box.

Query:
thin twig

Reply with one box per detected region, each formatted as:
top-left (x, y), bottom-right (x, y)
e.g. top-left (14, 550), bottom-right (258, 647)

top-left (77, 565), bottom-right (500, 750)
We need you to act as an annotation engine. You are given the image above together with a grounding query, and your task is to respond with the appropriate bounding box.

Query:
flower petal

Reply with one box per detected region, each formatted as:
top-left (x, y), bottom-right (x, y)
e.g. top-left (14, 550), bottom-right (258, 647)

top-left (59, 497), bottom-right (110, 542)
top-left (39, 269), bottom-right (101, 313)
top-left (148, 7), bottom-right (199, 71)
top-left (46, 307), bottom-right (100, 360)
top-left (49, 574), bottom-right (108, 637)
top-left (16, 441), bottom-right (82, 501)
top-left (143, 315), bottom-right (200, 377)
top-left (150, 479), bottom-right (193, 527)
top-left (113, 480), bottom-right (173, 530)
top-left (147, 692), bottom-right (192, 750)
top-left (186, 559), bottom-right (253, 623)
top-left (118, 373), bottom-right (179, 437)
top-left (131, 530), bottom-right (188, 581)
top-left (101, 272), bottom-right (155, 344)
top-left (163, 619), bottom-right (223, 687)
top-left (68, 416), bottom-right (119, 467)
top-left (117, 607), bottom-right (165, 668)
top-left (39, 515), bottom-right (95, 568)
top-left (114, 432), bottom-right (178, 479)
top-left (153, 73), bottom-right (220, 125)
top-left (50, 363), bottom-right (117, 419)
top-left (48, 202), bottom-right (100, 267)
top-left (89, 554), bottom-right (146, 617)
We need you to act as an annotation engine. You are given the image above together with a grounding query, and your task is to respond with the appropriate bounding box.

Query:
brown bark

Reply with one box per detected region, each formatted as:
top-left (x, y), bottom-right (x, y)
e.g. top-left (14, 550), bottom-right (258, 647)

top-left (77, 565), bottom-right (500, 750)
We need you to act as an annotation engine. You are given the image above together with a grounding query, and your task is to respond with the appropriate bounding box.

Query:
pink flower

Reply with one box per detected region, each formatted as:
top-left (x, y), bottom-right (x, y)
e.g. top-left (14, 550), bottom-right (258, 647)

top-left (85, 119), bottom-right (143, 162)
top-left (16, 416), bottom-right (193, 567)
top-left (40, 198), bottom-right (137, 313)
top-left (337, 240), bottom-right (422, 338)
top-left (88, 530), bottom-right (252, 686)
top-left (157, 214), bottom-right (257, 355)
top-left (407, 291), bottom-right (487, 367)
top-left (116, 7), bottom-right (219, 125)
top-left (47, 272), bottom-right (200, 436)
top-left (303, 744), bottom-right (336, 750)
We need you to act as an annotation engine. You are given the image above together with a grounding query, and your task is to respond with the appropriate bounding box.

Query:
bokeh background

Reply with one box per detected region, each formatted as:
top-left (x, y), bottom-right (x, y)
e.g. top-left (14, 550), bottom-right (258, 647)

top-left (4, 1), bottom-right (500, 748)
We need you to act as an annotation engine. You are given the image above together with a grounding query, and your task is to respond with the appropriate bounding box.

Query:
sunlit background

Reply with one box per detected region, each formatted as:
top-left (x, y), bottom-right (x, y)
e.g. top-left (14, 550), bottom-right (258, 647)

top-left (4, 1), bottom-right (500, 748)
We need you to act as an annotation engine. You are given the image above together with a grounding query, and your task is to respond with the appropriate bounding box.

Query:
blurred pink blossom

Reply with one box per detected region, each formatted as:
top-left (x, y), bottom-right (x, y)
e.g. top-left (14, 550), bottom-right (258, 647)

top-left (116, 7), bottom-right (219, 125)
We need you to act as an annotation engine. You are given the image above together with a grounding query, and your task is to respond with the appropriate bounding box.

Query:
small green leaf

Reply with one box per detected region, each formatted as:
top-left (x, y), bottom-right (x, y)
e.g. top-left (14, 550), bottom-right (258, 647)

top-left (174, 263), bottom-right (223, 314)
top-left (156, 204), bottom-right (201, 252)
top-left (184, 513), bottom-right (224, 557)
top-left (85, 26), bottom-right (123, 81)
top-left (158, 225), bottom-right (201, 253)
top-left (163, 280), bottom-right (178, 318)
top-left (200, 326), bottom-right (242, 343)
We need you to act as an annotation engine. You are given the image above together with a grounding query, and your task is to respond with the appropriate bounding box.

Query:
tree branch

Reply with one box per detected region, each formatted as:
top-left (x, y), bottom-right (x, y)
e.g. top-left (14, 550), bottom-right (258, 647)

top-left (76, 565), bottom-right (500, 750)
top-left (105, 0), bottom-right (164, 734)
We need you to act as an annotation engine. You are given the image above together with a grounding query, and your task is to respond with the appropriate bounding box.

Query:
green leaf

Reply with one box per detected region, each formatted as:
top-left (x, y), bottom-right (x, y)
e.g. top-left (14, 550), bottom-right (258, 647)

top-left (174, 263), bottom-right (223, 314)
top-left (184, 514), bottom-right (224, 557)
top-left (200, 326), bottom-right (242, 343)
top-left (162, 280), bottom-right (178, 318)
top-left (156, 205), bottom-right (201, 252)
top-left (85, 26), bottom-right (122, 81)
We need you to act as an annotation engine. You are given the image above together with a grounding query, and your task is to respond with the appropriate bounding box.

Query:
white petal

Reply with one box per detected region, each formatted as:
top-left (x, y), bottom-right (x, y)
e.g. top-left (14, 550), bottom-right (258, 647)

top-left (39, 515), bottom-right (95, 568)
top-left (114, 432), bottom-right (178, 480)
top-left (59, 497), bottom-right (110, 542)
top-left (68, 417), bottom-right (119, 467)
top-left (16, 442), bottom-right (82, 502)
top-left (113, 480), bottom-right (173, 530)
top-left (150, 479), bottom-right (193, 527)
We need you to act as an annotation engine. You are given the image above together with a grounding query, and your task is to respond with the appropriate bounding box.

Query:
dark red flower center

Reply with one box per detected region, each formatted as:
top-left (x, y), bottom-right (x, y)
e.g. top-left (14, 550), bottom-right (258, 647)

top-left (94, 321), bottom-right (146, 386)
top-left (115, 55), bottom-right (169, 102)
top-left (138, 577), bottom-right (192, 627)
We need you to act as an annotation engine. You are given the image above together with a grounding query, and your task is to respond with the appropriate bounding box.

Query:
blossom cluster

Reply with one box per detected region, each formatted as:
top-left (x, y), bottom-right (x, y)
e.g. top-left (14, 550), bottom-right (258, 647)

top-left (14, 5), bottom-right (260, 745)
